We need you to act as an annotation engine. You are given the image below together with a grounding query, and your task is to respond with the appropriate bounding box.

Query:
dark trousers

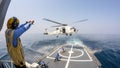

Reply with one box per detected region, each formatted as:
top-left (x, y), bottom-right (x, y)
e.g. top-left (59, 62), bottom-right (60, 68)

top-left (14, 64), bottom-right (26, 68)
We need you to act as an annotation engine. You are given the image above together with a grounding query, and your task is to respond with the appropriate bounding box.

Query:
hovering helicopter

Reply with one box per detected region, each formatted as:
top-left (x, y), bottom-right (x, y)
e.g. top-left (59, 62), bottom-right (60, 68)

top-left (43, 18), bottom-right (88, 37)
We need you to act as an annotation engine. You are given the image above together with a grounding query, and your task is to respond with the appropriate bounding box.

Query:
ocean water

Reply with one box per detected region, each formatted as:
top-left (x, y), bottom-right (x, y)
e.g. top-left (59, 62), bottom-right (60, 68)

top-left (79, 34), bottom-right (120, 68)
top-left (0, 33), bottom-right (120, 68)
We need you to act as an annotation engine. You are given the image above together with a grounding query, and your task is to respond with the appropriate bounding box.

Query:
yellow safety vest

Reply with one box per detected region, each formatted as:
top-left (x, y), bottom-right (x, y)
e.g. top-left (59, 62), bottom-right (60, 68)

top-left (5, 29), bottom-right (25, 67)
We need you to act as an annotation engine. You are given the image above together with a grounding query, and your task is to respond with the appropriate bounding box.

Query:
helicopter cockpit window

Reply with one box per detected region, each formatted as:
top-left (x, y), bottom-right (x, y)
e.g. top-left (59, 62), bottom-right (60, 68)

top-left (62, 28), bottom-right (66, 33)
top-left (56, 28), bottom-right (59, 30)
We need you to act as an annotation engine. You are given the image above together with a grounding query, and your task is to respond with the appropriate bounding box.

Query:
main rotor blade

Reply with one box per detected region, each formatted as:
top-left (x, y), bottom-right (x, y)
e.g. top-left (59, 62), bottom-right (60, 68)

top-left (52, 25), bottom-right (62, 27)
top-left (73, 19), bottom-right (88, 23)
top-left (43, 18), bottom-right (63, 25)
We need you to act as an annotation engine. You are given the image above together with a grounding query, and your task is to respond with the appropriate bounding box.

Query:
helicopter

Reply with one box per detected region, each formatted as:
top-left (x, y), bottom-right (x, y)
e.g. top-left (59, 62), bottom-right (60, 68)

top-left (43, 18), bottom-right (88, 37)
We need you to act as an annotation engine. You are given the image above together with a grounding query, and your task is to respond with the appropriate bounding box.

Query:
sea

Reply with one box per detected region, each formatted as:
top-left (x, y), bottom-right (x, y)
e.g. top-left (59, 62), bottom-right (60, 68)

top-left (0, 33), bottom-right (120, 68)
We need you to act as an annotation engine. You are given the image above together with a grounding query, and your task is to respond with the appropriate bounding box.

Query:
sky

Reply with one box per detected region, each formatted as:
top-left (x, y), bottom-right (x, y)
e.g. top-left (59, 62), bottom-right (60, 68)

top-left (1, 0), bottom-right (120, 34)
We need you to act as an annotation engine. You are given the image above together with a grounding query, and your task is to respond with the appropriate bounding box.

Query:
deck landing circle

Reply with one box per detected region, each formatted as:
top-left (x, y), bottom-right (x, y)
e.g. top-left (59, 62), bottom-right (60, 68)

top-left (58, 49), bottom-right (84, 58)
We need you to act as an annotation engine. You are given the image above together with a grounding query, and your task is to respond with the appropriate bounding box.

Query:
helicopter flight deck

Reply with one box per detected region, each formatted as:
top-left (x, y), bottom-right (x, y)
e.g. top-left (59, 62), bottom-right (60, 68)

top-left (41, 44), bottom-right (101, 68)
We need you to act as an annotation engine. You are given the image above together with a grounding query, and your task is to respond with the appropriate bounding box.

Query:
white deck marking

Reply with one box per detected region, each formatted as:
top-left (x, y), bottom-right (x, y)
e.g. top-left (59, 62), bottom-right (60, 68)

top-left (47, 56), bottom-right (92, 62)
top-left (65, 45), bottom-right (73, 68)
top-left (48, 46), bottom-right (62, 57)
top-left (75, 44), bottom-right (93, 61)
top-left (84, 48), bottom-right (93, 61)
top-left (47, 44), bottom-right (93, 62)
top-left (58, 49), bottom-right (84, 58)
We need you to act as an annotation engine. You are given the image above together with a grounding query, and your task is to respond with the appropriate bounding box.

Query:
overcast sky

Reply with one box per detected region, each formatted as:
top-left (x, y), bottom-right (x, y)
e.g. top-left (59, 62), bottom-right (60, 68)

top-left (1, 0), bottom-right (120, 34)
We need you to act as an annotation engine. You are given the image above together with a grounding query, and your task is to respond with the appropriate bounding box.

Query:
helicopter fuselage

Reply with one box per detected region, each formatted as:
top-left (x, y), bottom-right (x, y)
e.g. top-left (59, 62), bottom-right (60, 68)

top-left (44, 26), bottom-right (77, 36)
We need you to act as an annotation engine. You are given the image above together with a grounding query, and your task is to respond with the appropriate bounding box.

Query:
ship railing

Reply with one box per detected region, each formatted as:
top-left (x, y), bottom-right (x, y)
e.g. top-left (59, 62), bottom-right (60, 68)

top-left (0, 60), bottom-right (14, 68)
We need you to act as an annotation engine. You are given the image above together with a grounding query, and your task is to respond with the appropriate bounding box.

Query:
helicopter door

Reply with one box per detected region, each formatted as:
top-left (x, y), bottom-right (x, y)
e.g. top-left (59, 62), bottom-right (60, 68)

top-left (62, 28), bottom-right (66, 33)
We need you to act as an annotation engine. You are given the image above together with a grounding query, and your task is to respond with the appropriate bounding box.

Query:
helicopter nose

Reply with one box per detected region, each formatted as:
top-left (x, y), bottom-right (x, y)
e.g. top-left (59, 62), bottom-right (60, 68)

top-left (74, 28), bottom-right (78, 32)
top-left (74, 28), bottom-right (76, 32)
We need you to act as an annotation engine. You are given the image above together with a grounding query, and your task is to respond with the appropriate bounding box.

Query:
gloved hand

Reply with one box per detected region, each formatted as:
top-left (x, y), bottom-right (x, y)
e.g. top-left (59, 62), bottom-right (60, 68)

top-left (26, 20), bottom-right (34, 24)
top-left (30, 20), bottom-right (34, 24)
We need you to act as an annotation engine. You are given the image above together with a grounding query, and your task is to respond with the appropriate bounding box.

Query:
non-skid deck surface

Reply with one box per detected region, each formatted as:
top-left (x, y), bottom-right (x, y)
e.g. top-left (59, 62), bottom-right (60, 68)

top-left (43, 44), bottom-right (99, 68)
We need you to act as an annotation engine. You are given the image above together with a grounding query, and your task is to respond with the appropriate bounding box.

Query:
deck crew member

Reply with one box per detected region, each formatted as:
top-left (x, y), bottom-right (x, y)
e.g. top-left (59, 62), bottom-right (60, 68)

top-left (54, 53), bottom-right (61, 62)
top-left (40, 61), bottom-right (47, 68)
top-left (5, 17), bottom-right (34, 68)
top-left (61, 47), bottom-right (65, 53)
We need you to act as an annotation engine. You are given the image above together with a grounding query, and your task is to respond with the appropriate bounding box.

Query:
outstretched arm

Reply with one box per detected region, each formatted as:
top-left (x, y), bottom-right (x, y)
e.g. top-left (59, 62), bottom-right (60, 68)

top-left (14, 22), bottom-right (32, 37)
top-left (18, 22), bottom-right (27, 28)
top-left (13, 20), bottom-right (34, 47)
